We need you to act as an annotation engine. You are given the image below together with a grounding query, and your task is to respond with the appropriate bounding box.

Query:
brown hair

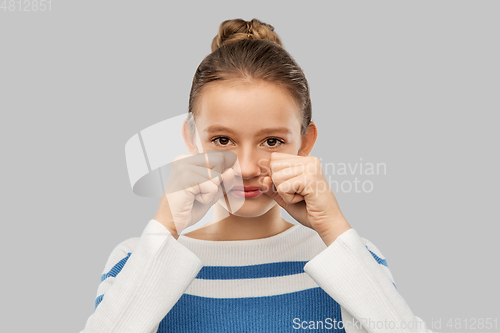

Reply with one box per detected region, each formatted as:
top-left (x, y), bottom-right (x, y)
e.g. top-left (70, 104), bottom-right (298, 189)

top-left (188, 18), bottom-right (312, 135)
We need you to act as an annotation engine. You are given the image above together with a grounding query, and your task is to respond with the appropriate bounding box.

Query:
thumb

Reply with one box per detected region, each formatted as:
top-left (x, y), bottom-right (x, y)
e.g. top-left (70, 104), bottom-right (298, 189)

top-left (262, 176), bottom-right (288, 209)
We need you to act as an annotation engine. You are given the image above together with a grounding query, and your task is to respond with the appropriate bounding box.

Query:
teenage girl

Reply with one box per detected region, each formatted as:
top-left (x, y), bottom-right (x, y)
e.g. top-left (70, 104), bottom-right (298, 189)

top-left (81, 18), bottom-right (433, 333)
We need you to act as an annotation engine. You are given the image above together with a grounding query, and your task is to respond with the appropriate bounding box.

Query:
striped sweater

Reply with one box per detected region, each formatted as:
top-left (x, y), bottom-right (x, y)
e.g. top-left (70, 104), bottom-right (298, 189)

top-left (80, 219), bottom-right (432, 333)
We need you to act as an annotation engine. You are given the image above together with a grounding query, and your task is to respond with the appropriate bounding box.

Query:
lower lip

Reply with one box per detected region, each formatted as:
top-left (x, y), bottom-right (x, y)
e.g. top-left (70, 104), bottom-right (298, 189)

top-left (230, 190), bottom-right (263, 198)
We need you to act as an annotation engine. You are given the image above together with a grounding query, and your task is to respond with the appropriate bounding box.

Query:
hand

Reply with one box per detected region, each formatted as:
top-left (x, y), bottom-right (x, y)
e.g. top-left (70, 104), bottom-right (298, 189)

top-left (262, 152), bottom-right (351, 246)
top-left (154, 150), bottom-right (237, 238)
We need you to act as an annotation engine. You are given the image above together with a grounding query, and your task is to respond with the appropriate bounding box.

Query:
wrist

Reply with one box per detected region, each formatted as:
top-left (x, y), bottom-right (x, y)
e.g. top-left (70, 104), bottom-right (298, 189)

top-left (154, 214), bottom-right (180, 240)
top-left (317, 216), bottom-right (351, 247)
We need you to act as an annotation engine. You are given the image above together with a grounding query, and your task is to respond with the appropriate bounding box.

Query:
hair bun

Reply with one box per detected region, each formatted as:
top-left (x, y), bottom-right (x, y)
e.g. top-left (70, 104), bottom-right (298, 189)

top-left (211, 18), bottom-right (283, 52)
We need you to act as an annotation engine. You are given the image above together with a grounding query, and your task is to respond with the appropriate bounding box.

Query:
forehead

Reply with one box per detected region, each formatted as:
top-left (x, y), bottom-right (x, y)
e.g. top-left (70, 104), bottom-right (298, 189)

top-left (196, 79), bottom-right (301, 134)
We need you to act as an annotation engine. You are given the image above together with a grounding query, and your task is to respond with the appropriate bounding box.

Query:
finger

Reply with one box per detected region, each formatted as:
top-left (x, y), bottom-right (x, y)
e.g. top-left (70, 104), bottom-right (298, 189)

top-left (203, 150), bottom-right (239, 177)
top-left (165, 171), bottom-right (221, 195)
top-left (175, 150), bottom-right (238, 181)
top-left (193, 179), bottom-right (221, 204)
top-left (220, 168), bottom-right (236, 192)
top-left (262, 176), bottom-right (288, 208)
top-left (168, 151), bottom-right (238, 195)
top-left (270, 164), bottom-right (306, 185)
top-left (173, 151), bottom-right (225, 172)
top-left (275, 174), bottom-right (306, 204)
top-left (186, 164), bottom-right (224, 182)
top-left (269, 156), bottom-right (304, 174)
top-left (172, 154), bottom-right (192, 162)
top-left (223, 150), bottom-right (238, 171)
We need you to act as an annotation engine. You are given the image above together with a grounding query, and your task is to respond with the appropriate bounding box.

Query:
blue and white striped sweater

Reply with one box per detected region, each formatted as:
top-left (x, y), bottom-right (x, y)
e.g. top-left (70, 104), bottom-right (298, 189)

top-left (97, 256), bottom-right (391, 331)
top-left (82, 219), bottom-right (428, 333)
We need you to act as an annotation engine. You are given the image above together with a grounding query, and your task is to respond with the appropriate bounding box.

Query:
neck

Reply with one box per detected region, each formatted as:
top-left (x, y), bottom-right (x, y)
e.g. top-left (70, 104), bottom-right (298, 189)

top-left (185, 203), bottom-right (294, 241)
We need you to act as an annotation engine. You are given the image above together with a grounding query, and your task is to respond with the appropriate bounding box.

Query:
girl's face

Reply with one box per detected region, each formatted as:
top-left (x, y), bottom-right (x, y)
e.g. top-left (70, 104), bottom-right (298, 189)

top-left (188, 79), bottom-right (308, 217)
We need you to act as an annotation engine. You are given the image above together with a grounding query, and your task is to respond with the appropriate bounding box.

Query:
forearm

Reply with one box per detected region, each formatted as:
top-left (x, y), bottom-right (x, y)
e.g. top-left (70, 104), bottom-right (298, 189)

top-left (304, 228), bottom-right (431, 333)
top-left (81, 219), bottom-right (203, 333)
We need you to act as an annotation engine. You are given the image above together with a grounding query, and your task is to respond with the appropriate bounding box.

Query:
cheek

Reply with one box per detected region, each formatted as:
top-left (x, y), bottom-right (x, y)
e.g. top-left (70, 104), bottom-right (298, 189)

top-left (197, 139), bottom-right (215, 153)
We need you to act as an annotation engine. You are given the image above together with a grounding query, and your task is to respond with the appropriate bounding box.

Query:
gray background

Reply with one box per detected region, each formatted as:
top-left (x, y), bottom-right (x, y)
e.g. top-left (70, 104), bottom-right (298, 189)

top-left (1, 1), bottom-right (498, 332)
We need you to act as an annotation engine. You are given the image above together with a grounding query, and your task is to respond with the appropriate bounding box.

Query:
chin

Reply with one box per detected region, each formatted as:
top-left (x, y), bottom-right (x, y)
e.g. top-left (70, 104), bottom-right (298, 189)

top-left (218, 193), bottom-right (277, 217)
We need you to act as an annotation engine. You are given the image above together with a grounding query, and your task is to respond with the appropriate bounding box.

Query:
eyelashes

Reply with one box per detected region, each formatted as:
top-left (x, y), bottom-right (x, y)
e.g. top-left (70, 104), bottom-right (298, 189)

top-left (211, 136), bottom-right (285, 149)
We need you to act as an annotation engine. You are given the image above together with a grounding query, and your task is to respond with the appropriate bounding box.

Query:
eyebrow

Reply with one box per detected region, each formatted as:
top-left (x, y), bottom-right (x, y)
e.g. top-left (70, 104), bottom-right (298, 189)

top-left (203, 125), bottom-right (292, 136)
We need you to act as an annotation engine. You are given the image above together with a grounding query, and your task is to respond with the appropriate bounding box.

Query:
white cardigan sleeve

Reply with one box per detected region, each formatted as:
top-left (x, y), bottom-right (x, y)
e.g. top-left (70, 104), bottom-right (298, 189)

top-left (79, 219), bottom-right (203, 333)
top-left (303, 228), bottom-right (433, 333)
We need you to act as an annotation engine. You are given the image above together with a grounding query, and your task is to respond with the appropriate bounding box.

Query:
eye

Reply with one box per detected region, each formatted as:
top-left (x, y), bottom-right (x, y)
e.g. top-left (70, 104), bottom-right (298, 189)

top-left (263, 137), bottom-right (285, 148)
top-left (211, 136), bottom-right (286, 148)
top-left (212, 136), bottom-right (234, 147)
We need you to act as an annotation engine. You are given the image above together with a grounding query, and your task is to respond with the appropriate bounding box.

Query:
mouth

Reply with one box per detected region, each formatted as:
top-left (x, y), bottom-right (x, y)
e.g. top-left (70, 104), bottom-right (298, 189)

top-left (230, 186), bottom-right (263, 198)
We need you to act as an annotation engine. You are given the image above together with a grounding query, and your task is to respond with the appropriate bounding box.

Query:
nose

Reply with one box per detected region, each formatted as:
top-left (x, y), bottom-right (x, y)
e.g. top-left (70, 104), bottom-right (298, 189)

top-left (233, 147), bottom-right (270, 181)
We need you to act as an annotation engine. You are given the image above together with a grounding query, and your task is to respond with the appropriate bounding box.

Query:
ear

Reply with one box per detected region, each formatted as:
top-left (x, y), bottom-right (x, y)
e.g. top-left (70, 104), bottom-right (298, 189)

top-left (181, 117), bottom-right (200, 155)
top-left (298, 121), bottom-right (318, 156)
